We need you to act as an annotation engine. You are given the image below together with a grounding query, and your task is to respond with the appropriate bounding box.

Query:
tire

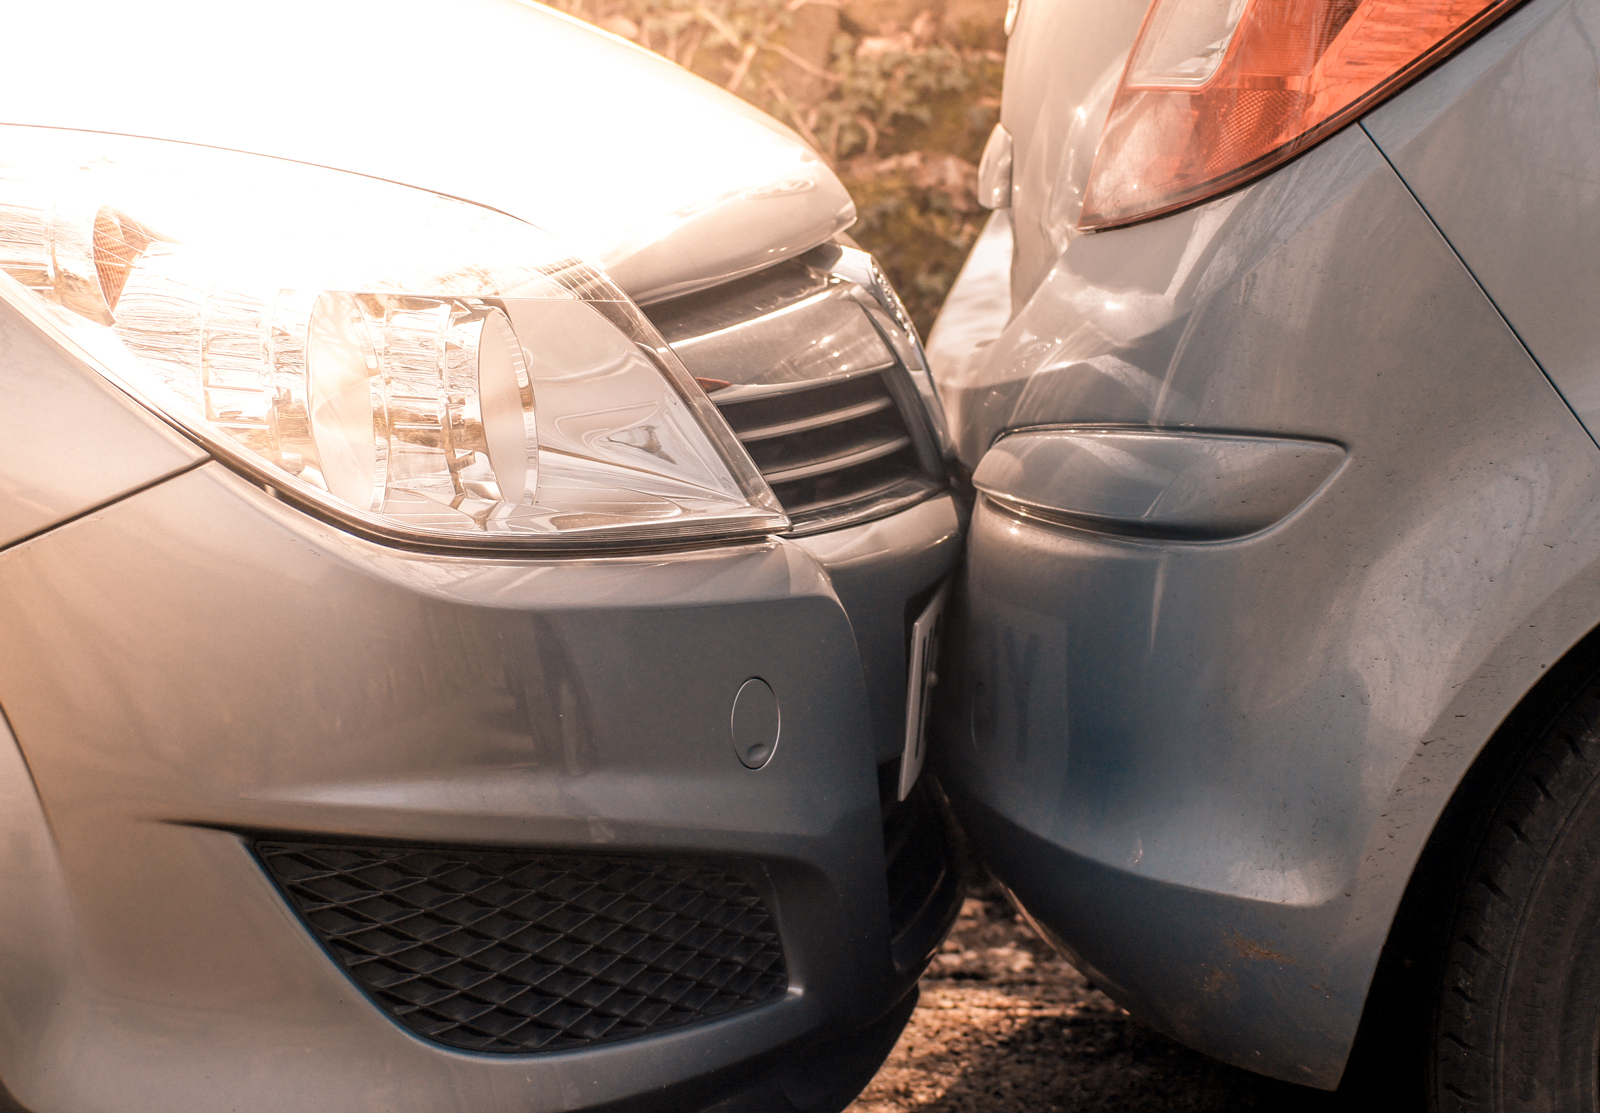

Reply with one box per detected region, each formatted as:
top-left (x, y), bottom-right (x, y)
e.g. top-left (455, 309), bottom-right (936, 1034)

top-left (1431, 685), bottom-right (1600, 1113)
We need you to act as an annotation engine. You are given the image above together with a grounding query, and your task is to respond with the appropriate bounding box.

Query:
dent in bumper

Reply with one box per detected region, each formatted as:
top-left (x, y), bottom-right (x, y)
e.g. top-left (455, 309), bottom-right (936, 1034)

top-left (932, 121), bottom-right (1600, 1086)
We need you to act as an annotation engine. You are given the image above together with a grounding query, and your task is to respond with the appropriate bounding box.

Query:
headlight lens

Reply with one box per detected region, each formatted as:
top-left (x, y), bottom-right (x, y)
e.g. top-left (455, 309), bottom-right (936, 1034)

top-left (0, 126), bottom-right (786, 549)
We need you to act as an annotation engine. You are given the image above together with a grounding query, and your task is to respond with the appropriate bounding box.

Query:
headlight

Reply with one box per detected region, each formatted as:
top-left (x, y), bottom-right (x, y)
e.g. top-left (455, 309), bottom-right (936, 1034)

top-left (0, 126), bottom-right (786, 550)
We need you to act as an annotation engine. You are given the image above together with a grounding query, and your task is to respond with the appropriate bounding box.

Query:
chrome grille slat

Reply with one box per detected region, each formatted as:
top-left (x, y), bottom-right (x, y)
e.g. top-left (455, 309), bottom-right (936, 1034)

top-left (729, 375), bottom-right (910, 476)
top-left (737, 395), bottom-right (896, 442)
top-left (643, 244), bottom-right (946, 534)
top-left (762, 434), bottom-right (913, 484)
top-left (666, 289), bottom-right (894, 388)
top-left (774, 477), bottom-right (939, 527)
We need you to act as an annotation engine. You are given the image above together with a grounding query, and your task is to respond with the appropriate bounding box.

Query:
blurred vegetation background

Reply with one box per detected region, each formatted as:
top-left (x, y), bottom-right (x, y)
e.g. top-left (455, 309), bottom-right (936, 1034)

top-left (544, 0), bottom-right (1008, 336)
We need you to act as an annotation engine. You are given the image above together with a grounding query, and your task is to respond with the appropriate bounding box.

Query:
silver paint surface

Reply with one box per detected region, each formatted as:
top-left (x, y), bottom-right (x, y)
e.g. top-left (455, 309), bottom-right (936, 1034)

top-left (1364, 0), bottom-right (1600, 438)
top-left (976, 124), bottom-right (1014, 211)
top-left (998, 0), bottom-right (1148, 304)
top-left (0, 301), bottom-right (204, 549)
top-left (932, 88), bottom-right (1600, 1086)
top-left (925, 210), bottom-right (1013, 409)
top-left (0, 713), bottom-right (75, 1113)
top-left (797, 494), bottom-right (965, 763)
top-left (0, 462), bottom-right (897, 1112)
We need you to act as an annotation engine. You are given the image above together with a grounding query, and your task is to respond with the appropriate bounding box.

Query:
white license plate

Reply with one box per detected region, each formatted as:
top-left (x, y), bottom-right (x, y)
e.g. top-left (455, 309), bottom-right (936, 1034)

top-left (898, 579), bottom-right (951, 801)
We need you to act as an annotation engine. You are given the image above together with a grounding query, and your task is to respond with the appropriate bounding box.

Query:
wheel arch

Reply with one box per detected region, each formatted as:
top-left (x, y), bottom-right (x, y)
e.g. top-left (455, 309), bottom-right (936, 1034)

top-left (1343, 615), bottom-right (1600, 1099)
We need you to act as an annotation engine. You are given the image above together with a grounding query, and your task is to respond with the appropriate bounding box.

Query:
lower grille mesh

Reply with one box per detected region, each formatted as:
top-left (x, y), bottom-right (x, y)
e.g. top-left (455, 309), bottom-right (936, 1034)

top-left (256, 842), bottom-right (787, 1054)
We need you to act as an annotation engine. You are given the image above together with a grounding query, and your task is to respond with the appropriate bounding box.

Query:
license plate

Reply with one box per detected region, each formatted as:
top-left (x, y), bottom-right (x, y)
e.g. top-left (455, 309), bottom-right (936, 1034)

top-left (899, 579), bottom-right (951, 801)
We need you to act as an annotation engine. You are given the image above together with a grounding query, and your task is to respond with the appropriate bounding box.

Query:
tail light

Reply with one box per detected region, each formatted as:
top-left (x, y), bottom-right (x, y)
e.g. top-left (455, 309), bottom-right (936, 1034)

top-left (1080, 0), bottom-right (1525, 230)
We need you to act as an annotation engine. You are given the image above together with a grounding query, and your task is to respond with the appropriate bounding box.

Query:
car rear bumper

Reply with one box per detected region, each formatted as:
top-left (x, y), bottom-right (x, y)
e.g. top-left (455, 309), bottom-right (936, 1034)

top-left (930, 88), bottom-right (1600, 1086)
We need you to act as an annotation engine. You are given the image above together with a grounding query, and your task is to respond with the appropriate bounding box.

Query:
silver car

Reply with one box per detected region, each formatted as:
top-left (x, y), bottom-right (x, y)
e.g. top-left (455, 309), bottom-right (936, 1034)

top-left (0, 2), bottom-right (964, 1110)
top-left (931, 0), bottom-right (1600, 1107)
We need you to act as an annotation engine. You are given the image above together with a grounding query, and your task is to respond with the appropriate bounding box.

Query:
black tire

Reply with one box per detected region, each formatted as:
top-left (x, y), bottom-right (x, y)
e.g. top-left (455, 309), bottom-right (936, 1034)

top-left (1431, 686), bottom-right (1600, 1112)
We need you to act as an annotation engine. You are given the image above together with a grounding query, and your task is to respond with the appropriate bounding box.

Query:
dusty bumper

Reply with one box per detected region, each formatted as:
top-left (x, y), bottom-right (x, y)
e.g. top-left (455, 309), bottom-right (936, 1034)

top-left (0, 463), bottom-right (959, 1113)
top-left (930, 108), bottom-right (1600, 1085)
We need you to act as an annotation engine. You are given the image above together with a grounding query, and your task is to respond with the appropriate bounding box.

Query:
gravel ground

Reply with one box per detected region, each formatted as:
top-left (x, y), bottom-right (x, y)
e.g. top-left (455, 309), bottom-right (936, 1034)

top-left (845, 880), bottom-right (1395, 1113)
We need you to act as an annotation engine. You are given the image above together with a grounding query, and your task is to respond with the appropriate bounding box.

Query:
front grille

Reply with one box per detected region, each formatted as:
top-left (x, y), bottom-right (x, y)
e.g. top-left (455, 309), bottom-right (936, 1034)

top-left (256, 842), bottom-right (787, 1054)
top-left (646, 245), bottom-right (946, 535)
top-left (715, 372), bottom-right (930, 521)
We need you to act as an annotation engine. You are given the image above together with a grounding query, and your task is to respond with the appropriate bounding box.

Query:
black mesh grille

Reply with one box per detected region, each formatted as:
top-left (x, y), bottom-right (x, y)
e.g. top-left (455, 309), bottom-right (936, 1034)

top-left (255, 842), bottom-right (787, 1054)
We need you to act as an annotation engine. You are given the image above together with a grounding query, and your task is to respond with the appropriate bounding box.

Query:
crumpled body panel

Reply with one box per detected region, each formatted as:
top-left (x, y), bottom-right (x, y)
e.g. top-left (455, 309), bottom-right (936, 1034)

top-left (931, 112), bottom-right (1600, 1086)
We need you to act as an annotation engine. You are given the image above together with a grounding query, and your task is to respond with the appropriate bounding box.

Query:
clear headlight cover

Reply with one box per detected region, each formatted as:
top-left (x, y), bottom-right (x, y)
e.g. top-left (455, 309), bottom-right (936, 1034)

top-left (0, 126), bottom-right (786, 549)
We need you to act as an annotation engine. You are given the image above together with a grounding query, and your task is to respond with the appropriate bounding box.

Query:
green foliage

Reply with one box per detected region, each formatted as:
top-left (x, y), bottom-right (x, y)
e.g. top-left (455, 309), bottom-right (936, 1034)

top-left (547, 0), bottom-right (1006, 336)
top-left (844, 160), bottom-right (981, 333)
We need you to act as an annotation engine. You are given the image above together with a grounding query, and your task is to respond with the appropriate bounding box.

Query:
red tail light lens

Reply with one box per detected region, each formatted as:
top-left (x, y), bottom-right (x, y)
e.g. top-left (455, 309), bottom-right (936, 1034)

top-left (1080, 0), bottom-right (1524, 230)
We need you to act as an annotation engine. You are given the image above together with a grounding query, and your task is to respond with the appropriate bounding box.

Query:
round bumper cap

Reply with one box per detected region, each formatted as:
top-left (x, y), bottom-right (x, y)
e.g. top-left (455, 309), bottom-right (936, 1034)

top-left (732, 678), bottom-right (781, 769)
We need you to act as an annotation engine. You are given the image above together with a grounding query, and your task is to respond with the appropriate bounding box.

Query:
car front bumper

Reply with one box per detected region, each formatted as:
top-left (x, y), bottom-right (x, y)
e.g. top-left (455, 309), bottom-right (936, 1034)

top-left (0, 453), bottom-right (962, 1113)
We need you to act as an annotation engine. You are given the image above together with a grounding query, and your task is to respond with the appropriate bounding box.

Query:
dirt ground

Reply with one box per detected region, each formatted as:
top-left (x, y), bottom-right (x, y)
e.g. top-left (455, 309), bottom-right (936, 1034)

top-left (844, 880), bottom-right (1386, 1113)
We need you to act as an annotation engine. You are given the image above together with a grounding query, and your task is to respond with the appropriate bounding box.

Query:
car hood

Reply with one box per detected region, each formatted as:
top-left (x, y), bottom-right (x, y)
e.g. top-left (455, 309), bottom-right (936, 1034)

top-left (0, 0), bottom-right (854, 304)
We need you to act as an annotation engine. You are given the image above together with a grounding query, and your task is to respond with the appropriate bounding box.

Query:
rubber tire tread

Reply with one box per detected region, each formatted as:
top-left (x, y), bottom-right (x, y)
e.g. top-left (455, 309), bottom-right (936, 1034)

top-left (1431, 688), bottom-right (1600, 1113)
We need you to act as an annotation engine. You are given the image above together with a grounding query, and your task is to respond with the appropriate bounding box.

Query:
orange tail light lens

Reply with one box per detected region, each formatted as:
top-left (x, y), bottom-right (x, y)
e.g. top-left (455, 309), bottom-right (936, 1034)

top-left (1080, 0), bottom-right (1525, 230)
